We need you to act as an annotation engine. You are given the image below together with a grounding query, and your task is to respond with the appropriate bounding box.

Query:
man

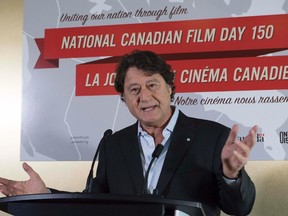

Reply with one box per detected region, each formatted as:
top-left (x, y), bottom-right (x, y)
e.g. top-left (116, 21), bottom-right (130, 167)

top-left (0, 50), bottom-right (257, 216)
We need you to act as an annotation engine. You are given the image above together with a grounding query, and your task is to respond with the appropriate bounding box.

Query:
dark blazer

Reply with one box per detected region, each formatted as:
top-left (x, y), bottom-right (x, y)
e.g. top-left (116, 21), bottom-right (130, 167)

top-left (92, 111), bottom-right (256, 216)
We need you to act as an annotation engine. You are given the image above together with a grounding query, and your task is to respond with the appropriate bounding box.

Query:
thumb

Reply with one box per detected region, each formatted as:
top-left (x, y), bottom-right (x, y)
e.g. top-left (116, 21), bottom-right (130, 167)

top-left (22, 162), bottom-right (39, 178)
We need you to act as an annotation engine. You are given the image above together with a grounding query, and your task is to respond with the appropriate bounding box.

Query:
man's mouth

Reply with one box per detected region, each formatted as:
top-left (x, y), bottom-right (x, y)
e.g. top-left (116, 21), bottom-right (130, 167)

top-left (141, 105), bottom-right (157, 112)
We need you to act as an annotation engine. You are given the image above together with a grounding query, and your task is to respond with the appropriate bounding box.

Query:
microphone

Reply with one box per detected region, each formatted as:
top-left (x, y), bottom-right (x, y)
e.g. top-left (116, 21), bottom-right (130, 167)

top-left (142, 144), bottom-right (164, 194)
top-left (84, 129), bottom-right (113, 193)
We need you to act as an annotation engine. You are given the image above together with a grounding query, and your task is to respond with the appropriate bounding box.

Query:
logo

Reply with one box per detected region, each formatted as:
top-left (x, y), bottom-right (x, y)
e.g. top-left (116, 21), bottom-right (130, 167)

top-left (236, 133), bottom-right (265, 143)
top-left (279, 131), bottom-right (288, 144)
top-left (236, 136), bottom-right (245, 142)
top-left (256, 133), bottom-right (265, 142)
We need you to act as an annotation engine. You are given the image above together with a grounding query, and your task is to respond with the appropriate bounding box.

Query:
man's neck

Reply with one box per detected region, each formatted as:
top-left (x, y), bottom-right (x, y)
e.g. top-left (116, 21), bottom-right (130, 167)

top-left (140, 106), bottom-right (174, 144)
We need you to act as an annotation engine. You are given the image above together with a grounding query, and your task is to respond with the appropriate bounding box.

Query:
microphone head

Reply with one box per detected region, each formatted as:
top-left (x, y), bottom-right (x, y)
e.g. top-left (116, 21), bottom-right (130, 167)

top-left (104, 129), bottom-right (113, 136)
top-left (152, 144), bottom-right (164, 158)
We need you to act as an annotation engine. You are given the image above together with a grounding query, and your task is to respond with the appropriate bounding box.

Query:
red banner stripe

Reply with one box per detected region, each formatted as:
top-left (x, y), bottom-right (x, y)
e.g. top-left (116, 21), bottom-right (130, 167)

top-left (76, 55), bottom-right (288, 96)
top-left (43, 14), bottom-right (288, 60)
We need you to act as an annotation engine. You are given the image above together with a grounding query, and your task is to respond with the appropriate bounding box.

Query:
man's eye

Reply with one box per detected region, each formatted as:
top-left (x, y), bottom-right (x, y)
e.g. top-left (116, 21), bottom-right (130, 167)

top-left (148, 83), bottom-right (158, 90)
top-left (130, 88), bottom-right (139, 95)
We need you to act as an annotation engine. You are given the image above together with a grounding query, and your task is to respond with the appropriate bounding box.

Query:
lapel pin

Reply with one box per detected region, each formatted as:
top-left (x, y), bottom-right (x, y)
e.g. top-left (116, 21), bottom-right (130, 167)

top-left (186, 138), bottom-right (191, 141)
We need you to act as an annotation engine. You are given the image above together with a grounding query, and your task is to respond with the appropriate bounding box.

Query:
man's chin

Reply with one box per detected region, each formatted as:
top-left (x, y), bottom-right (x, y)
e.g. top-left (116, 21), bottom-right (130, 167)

top-left (140, 119), bottom-right (158, 127)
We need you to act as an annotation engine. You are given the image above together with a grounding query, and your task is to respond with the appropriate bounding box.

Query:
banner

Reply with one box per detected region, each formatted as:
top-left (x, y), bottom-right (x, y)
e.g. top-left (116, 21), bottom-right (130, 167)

top-left (22, 0), bottom-right (288, 161)
top-left (35, 14), bottom-right (288, 65)
top-left (76, 56), bottom-right (288, 96)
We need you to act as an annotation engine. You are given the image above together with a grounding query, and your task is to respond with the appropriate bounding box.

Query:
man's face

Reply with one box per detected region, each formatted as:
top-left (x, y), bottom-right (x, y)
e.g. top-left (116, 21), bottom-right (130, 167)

top-left (123, 67), bottom-right (172, 129)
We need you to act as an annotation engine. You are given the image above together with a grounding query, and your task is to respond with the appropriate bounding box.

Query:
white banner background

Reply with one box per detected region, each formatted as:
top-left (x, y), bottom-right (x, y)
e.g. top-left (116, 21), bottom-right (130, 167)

top-left (21, 0), bottom-right (288, 161)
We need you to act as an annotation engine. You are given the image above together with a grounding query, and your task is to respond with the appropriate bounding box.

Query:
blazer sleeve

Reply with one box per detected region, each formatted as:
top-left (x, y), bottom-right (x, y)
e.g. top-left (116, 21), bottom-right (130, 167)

top-left (213, 126), bottom-right (256, 216)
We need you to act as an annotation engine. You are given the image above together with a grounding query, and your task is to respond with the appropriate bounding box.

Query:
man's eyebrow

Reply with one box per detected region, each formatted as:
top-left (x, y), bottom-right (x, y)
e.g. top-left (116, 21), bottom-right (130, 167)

top-left (126, 83), bottom-right (139, 89)
top-left (146, 78), bottom-right (160, 83)
top-left (125, 77), bottom-right (161, 89)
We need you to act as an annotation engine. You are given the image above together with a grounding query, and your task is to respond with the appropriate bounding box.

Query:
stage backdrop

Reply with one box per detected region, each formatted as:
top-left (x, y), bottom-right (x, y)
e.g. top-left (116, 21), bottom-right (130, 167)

top-left (21, 0), bottom-right (288, 161)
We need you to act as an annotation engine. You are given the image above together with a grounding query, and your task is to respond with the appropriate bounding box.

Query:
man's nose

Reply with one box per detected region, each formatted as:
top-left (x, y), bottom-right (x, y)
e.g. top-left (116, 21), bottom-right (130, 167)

top-left (139, 88), bottom-right (152, 101)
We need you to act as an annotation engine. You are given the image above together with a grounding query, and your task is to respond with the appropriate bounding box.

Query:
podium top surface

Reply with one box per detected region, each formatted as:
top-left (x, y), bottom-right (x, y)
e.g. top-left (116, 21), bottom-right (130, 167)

top-left (0, 193), bottom-right (206, 216)
top-left (0, 193), bottom-right (202, 208)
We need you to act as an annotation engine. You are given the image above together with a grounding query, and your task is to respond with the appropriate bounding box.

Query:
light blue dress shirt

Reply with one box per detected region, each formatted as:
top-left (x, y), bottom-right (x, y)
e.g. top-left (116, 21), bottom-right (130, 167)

top-left (138, 107), bottom-right (179, 194)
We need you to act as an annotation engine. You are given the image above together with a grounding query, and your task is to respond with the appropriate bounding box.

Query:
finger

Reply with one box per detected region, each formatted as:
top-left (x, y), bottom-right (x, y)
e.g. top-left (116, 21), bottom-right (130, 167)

top-left (0, 177), bottom-right (10, 185)
top-left (233, 150), bottom-right (248, 167)
top-left (226, 124), bottom-right (239, 146)
top-left (243, 125), bottom-right (258, 148)
top-left (235, 140), bottom-right (250, 156)
top-left (0, 187), bottom-right (10, 196)
top-left (0, 185), bottom-right (14, 197)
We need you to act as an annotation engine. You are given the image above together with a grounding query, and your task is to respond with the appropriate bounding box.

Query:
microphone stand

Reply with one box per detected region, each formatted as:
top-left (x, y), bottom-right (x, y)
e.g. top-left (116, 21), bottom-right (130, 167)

top-left (84, 129), bottom-right (113, 193)
top-left (142, 144), bottom-right (164, 195)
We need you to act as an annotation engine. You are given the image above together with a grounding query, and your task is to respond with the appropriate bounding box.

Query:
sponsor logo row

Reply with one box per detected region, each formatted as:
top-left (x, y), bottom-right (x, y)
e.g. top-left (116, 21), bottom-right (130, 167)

top-left (237, 131), bottom-right (288, 144)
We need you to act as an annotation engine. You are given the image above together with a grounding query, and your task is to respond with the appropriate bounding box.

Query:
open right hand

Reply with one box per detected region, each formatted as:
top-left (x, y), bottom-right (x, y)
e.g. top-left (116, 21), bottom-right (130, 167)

top-left (0, 162), bottom-right (49, 197)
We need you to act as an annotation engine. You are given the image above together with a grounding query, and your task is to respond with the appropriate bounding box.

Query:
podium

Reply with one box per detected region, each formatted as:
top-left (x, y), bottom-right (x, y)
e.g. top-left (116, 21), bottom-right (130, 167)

top-left (0, 193), bottom-right (206, 216)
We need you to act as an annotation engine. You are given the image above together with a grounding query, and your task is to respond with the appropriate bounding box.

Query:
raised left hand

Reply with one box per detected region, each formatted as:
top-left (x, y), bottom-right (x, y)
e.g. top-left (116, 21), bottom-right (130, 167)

top-left (221, 125), bottom-right (258, 179)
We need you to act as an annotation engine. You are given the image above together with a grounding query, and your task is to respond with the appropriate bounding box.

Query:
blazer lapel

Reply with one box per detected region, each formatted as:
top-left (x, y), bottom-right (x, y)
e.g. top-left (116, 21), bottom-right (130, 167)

top-left (120, 123), bottom-right (144, 193)
top-left (156, 112), bottom-right (198, 194)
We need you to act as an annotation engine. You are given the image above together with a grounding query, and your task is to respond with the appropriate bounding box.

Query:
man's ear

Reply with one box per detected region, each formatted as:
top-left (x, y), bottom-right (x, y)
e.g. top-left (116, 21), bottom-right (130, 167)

top-left (168, 84), bottom-right (172, 95)
top-left (120, 95), bottom-right (125, 102)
